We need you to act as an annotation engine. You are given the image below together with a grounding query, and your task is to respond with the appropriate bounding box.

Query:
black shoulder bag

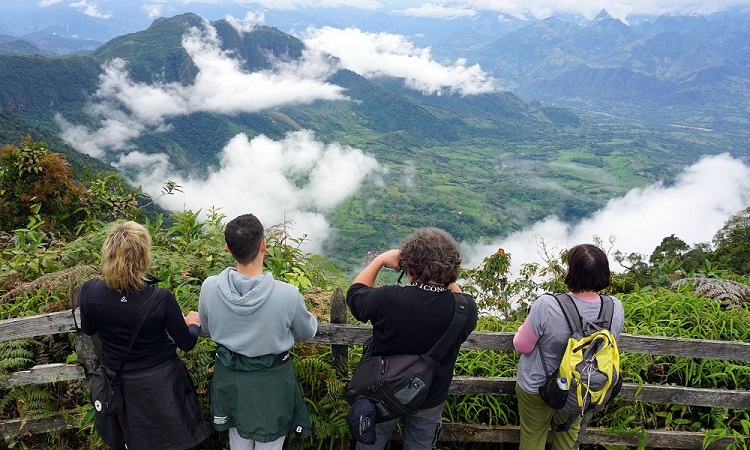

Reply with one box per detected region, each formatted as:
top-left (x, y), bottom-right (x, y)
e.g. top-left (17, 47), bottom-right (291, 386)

top-left (344, 293), bottom-right (470, 444)
top-left (89, 286), bottom-right (158, 416)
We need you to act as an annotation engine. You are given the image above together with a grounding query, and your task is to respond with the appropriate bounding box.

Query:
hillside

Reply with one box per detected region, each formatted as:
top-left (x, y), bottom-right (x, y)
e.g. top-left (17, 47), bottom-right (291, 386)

top-left (0, 12), bottom-right (742, 271)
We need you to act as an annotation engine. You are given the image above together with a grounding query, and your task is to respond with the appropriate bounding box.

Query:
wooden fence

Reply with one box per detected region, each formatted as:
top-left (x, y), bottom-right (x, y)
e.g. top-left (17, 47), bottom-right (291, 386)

top-left (1, 286), bottom-right (750, 449)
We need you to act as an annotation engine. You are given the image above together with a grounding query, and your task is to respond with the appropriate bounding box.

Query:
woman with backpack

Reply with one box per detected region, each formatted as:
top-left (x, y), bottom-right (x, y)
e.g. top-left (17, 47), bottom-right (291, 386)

top-left (513, 243), bottom-right (625, 450)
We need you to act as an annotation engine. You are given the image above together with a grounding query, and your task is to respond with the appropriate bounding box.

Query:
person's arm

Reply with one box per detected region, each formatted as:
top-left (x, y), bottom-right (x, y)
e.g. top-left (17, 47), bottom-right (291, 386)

top-left (79, 283), bottom-right (96, 336)
top-left (164, 294), bottom-right (200, 351)
top-left (353, 249), bottom-right (400, 287)
top-left (291, 293), bottom-right (318, 339)
top-left (513, 320), bottom-right (539, 354)
top-left (198, 281), bottom-right (212, 338)
top-left (347, 250), bottom-right (399, 322)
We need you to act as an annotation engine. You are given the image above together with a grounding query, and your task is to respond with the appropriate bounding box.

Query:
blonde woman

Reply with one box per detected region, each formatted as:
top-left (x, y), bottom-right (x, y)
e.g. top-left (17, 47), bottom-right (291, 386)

top-left (80, 221), bottom-right (208, 450)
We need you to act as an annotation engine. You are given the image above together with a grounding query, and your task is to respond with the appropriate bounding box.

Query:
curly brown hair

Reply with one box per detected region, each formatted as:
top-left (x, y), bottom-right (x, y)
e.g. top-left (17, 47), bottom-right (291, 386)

top-left (398, 227), bottom-right (461, 286)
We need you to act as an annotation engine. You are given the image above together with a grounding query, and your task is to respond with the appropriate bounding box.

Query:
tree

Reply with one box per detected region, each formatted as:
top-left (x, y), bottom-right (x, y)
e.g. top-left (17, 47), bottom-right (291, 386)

top-left (649, 234), bottom-right (689, 265)
top-left (713, 207), bottom-right (750, 276)
top-left (647, 234), bottom-right (712, 279)
top-left (0, 136), bottom-right (87, 235)
top-left (0, 136), bottom-right (147, 238)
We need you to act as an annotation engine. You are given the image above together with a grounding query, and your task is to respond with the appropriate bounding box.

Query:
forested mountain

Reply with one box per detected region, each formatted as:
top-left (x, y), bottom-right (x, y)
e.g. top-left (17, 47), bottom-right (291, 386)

top-left (0, 32), bottom-right (101, 56)
top-left (0, 12), bottom-right (744, 270)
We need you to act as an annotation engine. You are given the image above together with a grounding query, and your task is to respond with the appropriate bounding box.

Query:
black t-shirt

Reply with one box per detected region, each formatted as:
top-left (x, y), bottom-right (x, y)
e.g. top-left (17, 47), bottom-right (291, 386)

top-left (346, 282), bottom-right (478, 408)
top-left (80, 278), bottom-right (199, 371)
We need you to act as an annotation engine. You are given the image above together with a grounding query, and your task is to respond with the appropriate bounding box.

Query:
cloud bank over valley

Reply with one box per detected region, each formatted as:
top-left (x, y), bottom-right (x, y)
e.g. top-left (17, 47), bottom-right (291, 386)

top-left (462, 153), bottom-right (750, 272)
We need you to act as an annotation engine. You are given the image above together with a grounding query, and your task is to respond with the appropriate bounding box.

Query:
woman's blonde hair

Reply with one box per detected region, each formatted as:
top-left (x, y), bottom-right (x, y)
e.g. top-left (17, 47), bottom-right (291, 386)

top-left (101, 221), bottom-right (152, 291)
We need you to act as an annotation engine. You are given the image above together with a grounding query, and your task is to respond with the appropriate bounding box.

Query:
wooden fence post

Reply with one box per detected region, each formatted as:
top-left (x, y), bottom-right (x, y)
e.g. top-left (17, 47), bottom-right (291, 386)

top-left (69, 279), bottom-right (100, 376)
top-left (329, 287), bottom-right (348, 373)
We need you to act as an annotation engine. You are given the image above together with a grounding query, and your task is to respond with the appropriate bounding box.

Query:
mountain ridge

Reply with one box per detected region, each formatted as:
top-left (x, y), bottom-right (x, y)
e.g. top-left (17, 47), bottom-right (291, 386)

top-left (0, 12), bottom-right (743, 270)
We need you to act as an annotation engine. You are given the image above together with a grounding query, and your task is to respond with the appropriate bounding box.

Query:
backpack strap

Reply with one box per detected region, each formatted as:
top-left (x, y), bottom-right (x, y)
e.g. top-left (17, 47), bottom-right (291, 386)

top-left (112, 285), bottom-right (159, 379)
top-left (596, 295), bottom-right (615, 330)
top-left (553, 293), bottom-right (584, 336)
top-left (537, 293), bottom-right (612, 377)
top-left (424, 293), bottom-right (470, 364)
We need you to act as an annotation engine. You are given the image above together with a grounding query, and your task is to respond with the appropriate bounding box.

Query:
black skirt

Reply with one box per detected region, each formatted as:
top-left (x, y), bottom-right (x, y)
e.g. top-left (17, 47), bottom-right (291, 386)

top-left (94, 356), bottom-right (209, 450)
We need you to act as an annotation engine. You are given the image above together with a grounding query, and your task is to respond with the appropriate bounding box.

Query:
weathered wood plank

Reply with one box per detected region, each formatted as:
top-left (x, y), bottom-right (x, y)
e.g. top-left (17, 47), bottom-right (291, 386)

top-left (618, 333), bottom-right (750, 361)
top-left (1, 411), bottom-right (743, 450)
top-left (448, 377), bottom-right (750, 409)
top-left (0, 310), bottom-right (80, 343)
top-left (0, 364), bottom-right (85, 388)
top-left (302, 325), bottom-right (750, 361)
top-left (0, 409), bottom-right (80, 438)
top-left (4, 317), bottom-right (750, 362)
top-left (438, 424), bottom-right (743, 449)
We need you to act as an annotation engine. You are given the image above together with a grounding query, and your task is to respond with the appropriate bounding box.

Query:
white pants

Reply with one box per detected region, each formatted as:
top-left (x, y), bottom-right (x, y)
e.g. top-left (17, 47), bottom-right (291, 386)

top-left (229, 428), bottom-right (285, 450)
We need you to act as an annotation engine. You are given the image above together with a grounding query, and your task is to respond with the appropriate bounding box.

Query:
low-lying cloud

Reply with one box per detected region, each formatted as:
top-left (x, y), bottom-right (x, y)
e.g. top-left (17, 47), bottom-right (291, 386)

top-left (57, 20), bottom-right (346, 158)
top-left (117, 130), bottom-right (382, 252)
top-left (301, 26), bottom-right (497, 95)
top-left (55, 17), bottom-right (382, 249)
top-left (462, 153), bottom-right (750, 272)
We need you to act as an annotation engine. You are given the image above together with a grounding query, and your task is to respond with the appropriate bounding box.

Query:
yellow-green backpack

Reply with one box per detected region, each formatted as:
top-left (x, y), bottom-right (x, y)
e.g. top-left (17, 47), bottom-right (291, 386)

top-left (538, 294), bottom-right (622, 449)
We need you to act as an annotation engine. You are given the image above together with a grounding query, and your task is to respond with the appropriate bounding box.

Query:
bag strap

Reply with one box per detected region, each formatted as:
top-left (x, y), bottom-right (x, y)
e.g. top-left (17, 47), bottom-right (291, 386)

top-left (424, 293), bottom-right (470, 363)
top-left (597, 295), bottom-right (615, 330)
top-left (537, 292), bottom-right (606, 377)
top-left (113, 285), bottom-right (159, 377)
top-left (554, 293), bottom-right (583, 336)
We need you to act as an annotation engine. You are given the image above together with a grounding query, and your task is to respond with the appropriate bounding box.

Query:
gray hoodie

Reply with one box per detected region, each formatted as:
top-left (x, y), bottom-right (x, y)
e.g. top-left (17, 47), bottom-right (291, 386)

top-left (198, 268), bottom-right (318, 357)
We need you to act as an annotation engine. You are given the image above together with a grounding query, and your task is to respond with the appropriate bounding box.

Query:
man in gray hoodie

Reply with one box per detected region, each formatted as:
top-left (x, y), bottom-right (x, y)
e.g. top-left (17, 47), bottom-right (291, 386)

top-left (198, 213), bottom-right (318, 450)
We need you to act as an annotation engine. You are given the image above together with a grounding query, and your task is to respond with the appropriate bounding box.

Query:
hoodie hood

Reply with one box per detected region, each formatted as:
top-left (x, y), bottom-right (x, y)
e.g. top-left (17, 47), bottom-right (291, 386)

top-left (216, 268), bottom-right (274, 315)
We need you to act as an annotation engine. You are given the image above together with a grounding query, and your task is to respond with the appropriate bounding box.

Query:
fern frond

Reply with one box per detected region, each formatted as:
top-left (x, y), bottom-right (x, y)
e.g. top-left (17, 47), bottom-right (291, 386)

top-left (672, 277), bottom-right (750, 309)
top-left (0, 341), bottom-right (34, 372)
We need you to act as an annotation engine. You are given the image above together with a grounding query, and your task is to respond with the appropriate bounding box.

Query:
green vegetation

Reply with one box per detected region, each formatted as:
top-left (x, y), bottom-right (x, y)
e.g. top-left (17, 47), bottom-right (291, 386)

top-left (0, 14), bottom-right (745, 272)
top-left (2, 139), bottom-right (750, 449)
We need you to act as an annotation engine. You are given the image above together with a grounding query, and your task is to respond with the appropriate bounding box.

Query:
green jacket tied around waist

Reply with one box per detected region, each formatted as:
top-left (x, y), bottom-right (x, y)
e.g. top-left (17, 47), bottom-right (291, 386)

top-left (210, 345), bottom-right (312, 442)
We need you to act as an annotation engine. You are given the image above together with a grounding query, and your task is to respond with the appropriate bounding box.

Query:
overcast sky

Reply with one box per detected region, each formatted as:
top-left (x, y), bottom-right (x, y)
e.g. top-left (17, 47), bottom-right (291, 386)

top-left (31, 0), bottom-right (750, 24)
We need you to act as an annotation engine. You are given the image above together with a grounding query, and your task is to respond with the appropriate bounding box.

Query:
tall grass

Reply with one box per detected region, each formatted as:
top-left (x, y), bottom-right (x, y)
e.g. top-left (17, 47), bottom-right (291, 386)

top-left (2, 212), bottom-right (750, 449)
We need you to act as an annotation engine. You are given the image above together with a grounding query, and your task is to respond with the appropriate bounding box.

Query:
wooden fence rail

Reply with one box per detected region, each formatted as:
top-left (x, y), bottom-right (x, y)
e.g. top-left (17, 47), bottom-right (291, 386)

top-left (1, 287), bottom-right (749, 449)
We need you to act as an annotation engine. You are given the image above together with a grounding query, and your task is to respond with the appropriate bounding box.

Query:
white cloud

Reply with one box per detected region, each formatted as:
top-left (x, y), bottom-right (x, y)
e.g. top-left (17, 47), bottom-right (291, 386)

top-left (117, 131), bottom-right (382, 252)
top-left (55, 112), bottom-right (145, 158)
top-left (141, 3), bottom-right (163, 18)
top-left (226, 11), bottom-right (265, 34)
top-left (406, 0), bottom-right (750, 22)
top-left (70, 1), bottom-right (113, 19)
top-left (462, 153), bottom-right (750, 272)
top-left (239, 0), bottom-right (381, 9)
top-left (394, 4), bottom-right (478, 19)
top-left (58, 20), bottom-right (346, 156)
top-left (302, 26), bottom-right (496, 95)
top-left (38, 0), bottom-right (64, 7)
top-left (55, 16), bottom-right (380, 249)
